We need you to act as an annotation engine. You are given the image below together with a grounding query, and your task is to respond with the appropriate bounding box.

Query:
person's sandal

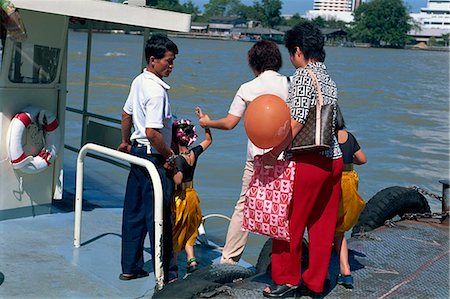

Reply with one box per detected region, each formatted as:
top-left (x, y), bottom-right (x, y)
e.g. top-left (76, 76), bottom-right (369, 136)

top-left (187, 257), bottom-right (198, 273)
top-left (337, 274), bottom-right (354, 289)
top-left (263, 284), bottom-right (298, 298)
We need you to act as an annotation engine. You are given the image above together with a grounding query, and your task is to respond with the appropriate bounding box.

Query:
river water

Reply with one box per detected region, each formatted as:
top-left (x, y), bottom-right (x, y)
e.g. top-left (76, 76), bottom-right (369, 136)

top-left (64, 31), bottom-right (449, 265)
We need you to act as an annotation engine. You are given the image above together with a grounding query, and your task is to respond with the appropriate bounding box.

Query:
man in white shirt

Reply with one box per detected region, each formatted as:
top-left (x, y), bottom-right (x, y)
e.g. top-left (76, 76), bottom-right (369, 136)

top-left (117, 34), bottom-right (178, 283)
top-left (198, 40), bottom-right (290, 264)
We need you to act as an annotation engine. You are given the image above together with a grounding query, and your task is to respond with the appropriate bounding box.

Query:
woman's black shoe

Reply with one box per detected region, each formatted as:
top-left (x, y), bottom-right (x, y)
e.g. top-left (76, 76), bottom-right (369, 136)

top-left (263, 284), bottom-right (298, 298)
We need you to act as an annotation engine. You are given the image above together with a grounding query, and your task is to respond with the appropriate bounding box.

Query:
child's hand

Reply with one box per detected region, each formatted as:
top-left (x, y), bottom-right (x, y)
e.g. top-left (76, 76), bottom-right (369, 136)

top-left (195, 107), bottom-right (204, 118)
top-left (196, 107), bottom-right (210, 128)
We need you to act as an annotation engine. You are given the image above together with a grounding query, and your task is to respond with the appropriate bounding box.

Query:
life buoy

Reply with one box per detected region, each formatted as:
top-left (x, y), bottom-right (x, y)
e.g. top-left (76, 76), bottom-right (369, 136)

top-left (7, 106), bottom-right (60, 174)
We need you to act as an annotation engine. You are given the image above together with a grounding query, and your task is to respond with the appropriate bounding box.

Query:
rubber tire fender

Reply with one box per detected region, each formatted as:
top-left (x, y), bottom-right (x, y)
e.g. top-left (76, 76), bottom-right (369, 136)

top-left (255, 238), bottom-right (309, 274)
top-left (352, 186), bottom-right (430, 236)
top-left (188, 263), bottom-right (255, 284)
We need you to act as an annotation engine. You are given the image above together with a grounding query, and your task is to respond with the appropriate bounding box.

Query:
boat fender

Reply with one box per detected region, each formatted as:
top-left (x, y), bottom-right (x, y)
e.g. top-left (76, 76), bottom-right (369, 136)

top-left (352, 186), bottom-right (431, 237)
top-left (7, 106), bottom-right (60, 174)
top-left (188, 263), bottom-right (254, 284)
top-left (153, 264), bottom-right (254, 299)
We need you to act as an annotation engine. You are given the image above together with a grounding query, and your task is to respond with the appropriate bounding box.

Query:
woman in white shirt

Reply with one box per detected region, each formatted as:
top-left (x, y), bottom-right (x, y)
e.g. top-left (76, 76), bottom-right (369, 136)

top-left (198, 40), bottom-right (289, 265)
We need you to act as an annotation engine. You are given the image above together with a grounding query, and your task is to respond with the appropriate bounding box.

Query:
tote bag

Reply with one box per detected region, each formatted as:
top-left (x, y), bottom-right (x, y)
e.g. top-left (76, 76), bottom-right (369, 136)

top-left (288, 69), bottom-right (333, 154)
top-left (242, 156), bottom-right (296, 242)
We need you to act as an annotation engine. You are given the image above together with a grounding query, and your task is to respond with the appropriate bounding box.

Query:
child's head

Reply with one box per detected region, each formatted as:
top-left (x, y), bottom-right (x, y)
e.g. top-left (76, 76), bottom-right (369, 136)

top-left (172, 119), bottom-right (197, 147)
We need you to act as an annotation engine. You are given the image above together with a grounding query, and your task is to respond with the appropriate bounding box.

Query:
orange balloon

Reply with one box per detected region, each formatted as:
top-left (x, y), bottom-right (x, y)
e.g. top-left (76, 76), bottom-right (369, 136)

top-left (244, 94), bottom-right (291, 149)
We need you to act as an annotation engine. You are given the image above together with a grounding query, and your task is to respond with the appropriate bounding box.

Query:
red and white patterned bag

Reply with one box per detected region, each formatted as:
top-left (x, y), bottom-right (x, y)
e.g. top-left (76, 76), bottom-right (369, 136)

top-left (242, 156), bottom-right (296, 242)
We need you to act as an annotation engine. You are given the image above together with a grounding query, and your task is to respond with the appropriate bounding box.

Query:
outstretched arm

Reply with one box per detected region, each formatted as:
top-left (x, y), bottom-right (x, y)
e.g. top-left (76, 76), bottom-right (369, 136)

top-left (261, 118), bottom-right (303, 165)
top-left (198, 108), bottom-right (240, 130)
top-left (196, 107), bottom-right (213, 151)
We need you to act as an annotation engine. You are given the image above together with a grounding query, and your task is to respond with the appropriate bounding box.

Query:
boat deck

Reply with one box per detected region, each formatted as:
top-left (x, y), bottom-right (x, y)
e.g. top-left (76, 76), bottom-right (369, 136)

top-left (1, 205), bottom-right (156, 298)
top-left (1, 199), bottom-right (448, 299)
top-left (0, 199), bottom-right (250, 298)
top-left (0, 153), bottom-right (448, 298)
top-left (168, 220), bottom-right (448, 299)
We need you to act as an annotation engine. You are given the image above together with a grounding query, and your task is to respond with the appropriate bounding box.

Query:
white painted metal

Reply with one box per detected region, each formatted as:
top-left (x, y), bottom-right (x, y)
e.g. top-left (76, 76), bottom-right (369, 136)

top-left (1, 0), bottom-right (190, 215)
top-left (13, 0), bottom-right (191, 32)
top-left (0, 11), bottom-right (67, 213)
top-left (74, 143), bottom-right (165, 290)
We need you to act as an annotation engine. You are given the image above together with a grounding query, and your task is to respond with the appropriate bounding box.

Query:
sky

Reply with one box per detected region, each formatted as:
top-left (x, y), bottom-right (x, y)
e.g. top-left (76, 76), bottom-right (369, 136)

top-left (184, 0), bottom-right (428, 15)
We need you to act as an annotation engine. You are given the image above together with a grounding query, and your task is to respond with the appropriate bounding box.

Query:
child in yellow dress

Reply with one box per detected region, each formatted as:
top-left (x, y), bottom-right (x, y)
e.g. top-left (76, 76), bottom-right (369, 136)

top-left (171, 108), bottom-right (212, 273)
top-left (334, 106), bottom-right (367, 289)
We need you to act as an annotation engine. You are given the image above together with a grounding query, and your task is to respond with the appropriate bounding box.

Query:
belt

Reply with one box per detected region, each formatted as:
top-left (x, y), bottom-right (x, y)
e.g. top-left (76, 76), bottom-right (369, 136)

top-left (133, 141), bottom-right (149, 148)
top-left (343, 164), bottom-right (354, 172)
top-left (175, 181), bottom-right (193, 190)
top-left (132, 141), bottom-right (160, 156)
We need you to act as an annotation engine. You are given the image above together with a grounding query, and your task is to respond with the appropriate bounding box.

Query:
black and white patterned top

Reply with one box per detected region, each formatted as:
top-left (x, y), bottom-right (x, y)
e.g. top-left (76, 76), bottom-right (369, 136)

top-left (287, 62), bottom-right (342, 159)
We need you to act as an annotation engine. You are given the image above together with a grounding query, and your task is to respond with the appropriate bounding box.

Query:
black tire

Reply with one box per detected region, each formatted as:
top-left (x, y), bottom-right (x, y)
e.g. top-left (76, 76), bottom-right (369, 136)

top-left (153, 264), bottom-right (254, 299)
top-left (188, 263), bottom-right (255, 284)
top-left (255, 239), bottom-right (273, 274)
top-left (255, 238), bottom-right (309, 274)
top-left (352, 186), bottom-right (430, 236)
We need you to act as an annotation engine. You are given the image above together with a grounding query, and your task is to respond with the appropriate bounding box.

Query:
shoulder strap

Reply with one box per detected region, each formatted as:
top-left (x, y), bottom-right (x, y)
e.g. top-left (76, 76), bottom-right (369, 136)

top-left (305, 68), bottom-right (324, 144)
top-left (305, 69), bottom-right (323, 107)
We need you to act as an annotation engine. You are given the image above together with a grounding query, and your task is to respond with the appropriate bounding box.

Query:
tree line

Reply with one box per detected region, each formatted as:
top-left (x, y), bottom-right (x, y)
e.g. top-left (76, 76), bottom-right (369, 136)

top-left (132, 0), bottom-right (417, 48)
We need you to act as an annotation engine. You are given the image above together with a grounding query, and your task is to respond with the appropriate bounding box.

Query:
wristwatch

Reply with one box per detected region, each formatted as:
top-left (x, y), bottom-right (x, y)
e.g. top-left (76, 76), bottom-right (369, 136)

top-left (166, 154), bottom-right (176, 164)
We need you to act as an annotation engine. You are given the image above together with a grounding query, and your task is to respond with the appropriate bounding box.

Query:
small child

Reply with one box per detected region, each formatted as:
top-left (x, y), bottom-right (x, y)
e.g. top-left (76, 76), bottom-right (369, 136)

top-left (334, 106), bottom-right (367, 289)
top-left (171, 108), bottom-right (212, 274)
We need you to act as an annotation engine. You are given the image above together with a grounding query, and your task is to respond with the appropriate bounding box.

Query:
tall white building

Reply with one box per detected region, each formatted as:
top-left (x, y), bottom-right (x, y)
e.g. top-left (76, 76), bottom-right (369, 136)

top-left (306, 0), bottom-right (362, 22)
top-left (313, 0), bottom-right (359, 12)
top-left (410, 0), bottom-right (450, 30)
top-left (409, 0), bottom-right (450, 43)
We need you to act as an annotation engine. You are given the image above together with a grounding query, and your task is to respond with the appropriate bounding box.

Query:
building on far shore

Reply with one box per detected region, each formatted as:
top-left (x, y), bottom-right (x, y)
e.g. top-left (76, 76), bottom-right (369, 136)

top-left (231, 27), bottom-right (285, 43)
top-left (409, 0), bottom-right (450, 45)
top-left (305, 0), bottom-right (361, 22)
top-left (207, 16), bottom-right (247, 36)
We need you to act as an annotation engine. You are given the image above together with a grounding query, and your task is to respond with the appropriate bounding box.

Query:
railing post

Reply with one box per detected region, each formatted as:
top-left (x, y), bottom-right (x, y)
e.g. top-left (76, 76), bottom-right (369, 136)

top-left (73, 143), bottom-right (165, 290)
top-left (80, 26), bottom-right (92, 147)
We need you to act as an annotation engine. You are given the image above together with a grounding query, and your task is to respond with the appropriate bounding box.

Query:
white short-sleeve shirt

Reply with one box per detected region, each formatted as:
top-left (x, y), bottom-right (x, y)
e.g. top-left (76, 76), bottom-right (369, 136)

top-left (228, 70), bottom-right (289, 161)
top-left (123, 69), bottom-right (172, 155)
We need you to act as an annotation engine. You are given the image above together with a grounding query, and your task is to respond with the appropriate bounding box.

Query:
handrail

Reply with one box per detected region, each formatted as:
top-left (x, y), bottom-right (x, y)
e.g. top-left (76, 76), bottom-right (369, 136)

top-left (66, 106), bottom-right (121, 125)
top-left (73, 143), bottom-right (165, 290)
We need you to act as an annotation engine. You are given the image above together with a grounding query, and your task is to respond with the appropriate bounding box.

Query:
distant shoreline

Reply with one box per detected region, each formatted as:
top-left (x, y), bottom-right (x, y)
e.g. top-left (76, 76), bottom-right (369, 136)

top-left (71, 29), bottom-right (450, 52)
top-left (167, 32), bottom-right (450, 52)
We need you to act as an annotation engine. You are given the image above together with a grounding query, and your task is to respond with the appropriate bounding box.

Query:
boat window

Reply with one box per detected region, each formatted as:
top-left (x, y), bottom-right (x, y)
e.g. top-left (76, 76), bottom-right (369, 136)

top-left (8, 42), bottom-right (60, 84)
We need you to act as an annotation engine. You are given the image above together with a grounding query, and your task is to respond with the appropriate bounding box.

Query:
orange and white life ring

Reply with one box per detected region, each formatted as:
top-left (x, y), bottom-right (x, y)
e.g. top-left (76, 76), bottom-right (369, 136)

top-left (7, 106), bottom-right (61, 174)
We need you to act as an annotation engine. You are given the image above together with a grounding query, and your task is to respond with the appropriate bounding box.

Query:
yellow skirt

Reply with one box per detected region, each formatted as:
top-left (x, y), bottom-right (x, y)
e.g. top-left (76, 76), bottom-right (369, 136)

top-left (335, 170), bottom-right (366, 235)
top-left (171, 187), bottom-right (202, 252)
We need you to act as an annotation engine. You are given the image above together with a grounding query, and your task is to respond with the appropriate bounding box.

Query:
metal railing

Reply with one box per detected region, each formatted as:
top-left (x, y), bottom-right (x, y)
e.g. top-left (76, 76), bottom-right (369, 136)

top-left (73, 143), bottom-right (166, 290)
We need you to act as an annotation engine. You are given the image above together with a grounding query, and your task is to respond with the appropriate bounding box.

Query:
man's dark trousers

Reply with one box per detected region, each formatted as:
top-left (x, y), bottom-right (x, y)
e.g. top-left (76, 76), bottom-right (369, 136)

top-left (121, 144), bottom-right (175, 282)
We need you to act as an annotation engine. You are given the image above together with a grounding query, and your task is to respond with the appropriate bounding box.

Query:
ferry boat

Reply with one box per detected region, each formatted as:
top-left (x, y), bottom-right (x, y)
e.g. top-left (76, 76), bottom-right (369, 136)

top-left (0, 1), bottom-right (448, 298)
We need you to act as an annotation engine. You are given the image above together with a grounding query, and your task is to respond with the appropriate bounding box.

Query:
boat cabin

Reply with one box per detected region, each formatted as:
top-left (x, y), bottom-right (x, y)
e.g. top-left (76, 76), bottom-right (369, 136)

top-left (0, 0), bottom-right (191, 219)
